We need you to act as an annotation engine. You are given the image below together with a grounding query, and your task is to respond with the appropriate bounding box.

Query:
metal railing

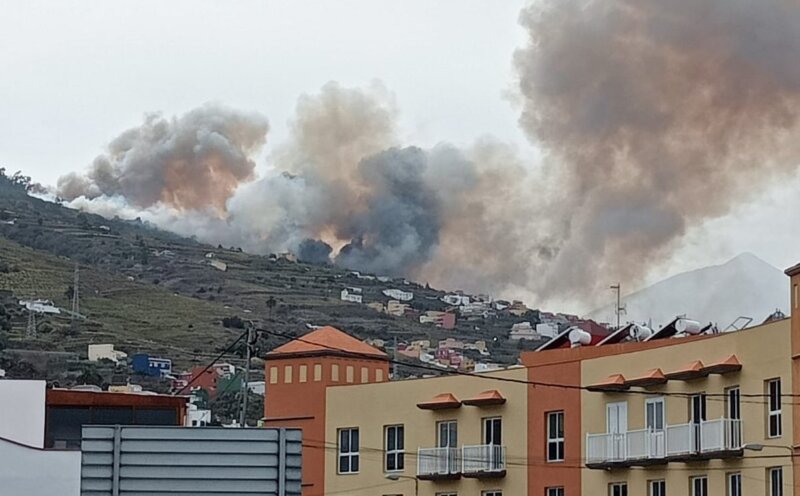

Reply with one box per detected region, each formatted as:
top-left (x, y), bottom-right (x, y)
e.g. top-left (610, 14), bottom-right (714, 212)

top-left (462, 444), bottom-right (506, 474)
top-left (417, 447), bottom-right (461, 477)
top-left (586, 418), bottom-right (742, 465)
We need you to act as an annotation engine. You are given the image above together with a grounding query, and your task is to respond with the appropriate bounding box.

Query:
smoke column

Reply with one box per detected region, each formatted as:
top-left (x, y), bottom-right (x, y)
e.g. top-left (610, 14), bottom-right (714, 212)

top-left (57, 1), bottom-right (800, 308)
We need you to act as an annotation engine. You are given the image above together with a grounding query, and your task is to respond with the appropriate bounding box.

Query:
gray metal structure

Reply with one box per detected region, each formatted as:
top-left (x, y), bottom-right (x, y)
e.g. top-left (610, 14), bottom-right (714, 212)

top-left (80, 426), bottom-right (302, 496)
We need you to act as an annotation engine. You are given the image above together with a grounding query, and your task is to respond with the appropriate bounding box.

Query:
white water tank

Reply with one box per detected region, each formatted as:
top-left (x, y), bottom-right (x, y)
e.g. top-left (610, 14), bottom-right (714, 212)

top-left (629, 324), bottom-right (653, 341)
top-left (675, 318), bottom-right (702, 335)
top-left (568, 328), bottom-right (592, 347)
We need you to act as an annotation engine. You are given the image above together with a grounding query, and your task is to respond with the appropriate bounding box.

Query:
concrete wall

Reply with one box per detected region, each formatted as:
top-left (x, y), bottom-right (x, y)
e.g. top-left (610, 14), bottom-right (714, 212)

top-left (324, 367), bottom-right (528, 496)
top-left (0, 437), bottom-right (81, 496)
top-left (0, 379), bottom-right (46, 447)
top-left (581, 319), bottom-right (793, 496)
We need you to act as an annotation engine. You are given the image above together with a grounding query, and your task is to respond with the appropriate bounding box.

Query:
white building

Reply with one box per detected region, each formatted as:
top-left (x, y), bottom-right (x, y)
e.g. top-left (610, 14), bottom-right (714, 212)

top-left (186, 403), bottom-right (212, 427)
top-left (382, 288), bottom-right (413, 301)
top-left (509, 321), bottom-right (539, 340)
top-left (536, 322), bottom-right (560, 339)
top-left (459, 301), bottom-right (489, 315)
top-left (340, 287), bottom-right (363, 303)
top-left (87, 344), bottom-right (128, 364)
top-left (442, 293), bottom-right (470, 306)
top-left (19, 299), bottom-right (60, 315)
top-left (248, 381), bottom-right (266, 396)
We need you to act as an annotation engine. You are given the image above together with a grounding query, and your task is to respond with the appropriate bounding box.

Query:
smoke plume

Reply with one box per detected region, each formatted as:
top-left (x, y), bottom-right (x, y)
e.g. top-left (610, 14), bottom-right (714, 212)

top-left (56, 1), bottom-right (800, 308)
top-left (513, 0), bottom-right (800, 298)
top-left (58, 105), bottom-right (269, 213)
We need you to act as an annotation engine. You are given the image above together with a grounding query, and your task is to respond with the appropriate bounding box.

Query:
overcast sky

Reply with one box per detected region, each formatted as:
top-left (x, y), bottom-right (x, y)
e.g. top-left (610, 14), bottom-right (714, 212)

top-left (1, 0), bottom-right (798, 296)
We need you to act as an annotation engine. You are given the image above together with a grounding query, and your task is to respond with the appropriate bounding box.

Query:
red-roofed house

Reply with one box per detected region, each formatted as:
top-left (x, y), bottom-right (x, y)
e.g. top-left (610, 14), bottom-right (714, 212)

top-left (262, 326), bottom-right (389, 495)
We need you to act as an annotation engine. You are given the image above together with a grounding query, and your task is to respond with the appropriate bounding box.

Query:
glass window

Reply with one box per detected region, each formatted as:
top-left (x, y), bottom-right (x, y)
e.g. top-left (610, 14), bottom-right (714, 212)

top-left (346, 366), bottom-right (354, 383)
top-left (93, 407), bottom-right (134, 424)
top-left (769, 467), bottom-right (783, 496)
top-left (547, 411), bottom-right (565, 462)
top-left (269, 366), bottom-right (278, 384)
top-left (376, 368), bottom-right (384, 382)
top-left (481, 492), bottom-right (502, 496)
top-left (728, 472), bottom-right (741, 496)
top-left (437, 420), bottom-right (457, 448)
top-left (284, 365), bottom-right (293, 384)
top-left (331, 364), bottom-right (339, 382)
top-left (385, 425), bottom-right (405, 472)
top-left (338, 428), bottom-right (359, 474)
top-left (547, 488), bottom-right (565, 496)
top-left (649, 480), bottom-right (666, 496)
top-left (767, 379), bottom-right (782, 438)
top-left (609, 482), bottom-right (627, 496)
top-left (134, 408), bottom-right (177, 425)
top-left (484, 417), bottom-right (502, 445)
top-left (361, 367), bottom-right (369, 383)
top-left (46, 406), bottom-right (91, 449)
top-left (691, 476), bottom-right (708, 496)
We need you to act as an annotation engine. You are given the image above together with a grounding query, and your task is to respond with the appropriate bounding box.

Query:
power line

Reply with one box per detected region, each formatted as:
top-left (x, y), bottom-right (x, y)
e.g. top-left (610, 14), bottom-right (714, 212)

top-left (173, 330), bottom-right (247, 395)
top-left (255, 327), bottom-right (799, 404)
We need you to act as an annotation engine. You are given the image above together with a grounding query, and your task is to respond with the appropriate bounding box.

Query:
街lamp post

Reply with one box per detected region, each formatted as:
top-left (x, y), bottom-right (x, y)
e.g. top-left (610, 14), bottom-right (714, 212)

top-left (385, 473), bottom-right (419, 496)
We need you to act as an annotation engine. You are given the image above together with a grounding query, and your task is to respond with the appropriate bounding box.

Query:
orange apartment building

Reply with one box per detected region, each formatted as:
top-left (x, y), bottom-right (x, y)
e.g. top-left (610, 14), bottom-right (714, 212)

top-left (264, 262), bottom-right (800, 496)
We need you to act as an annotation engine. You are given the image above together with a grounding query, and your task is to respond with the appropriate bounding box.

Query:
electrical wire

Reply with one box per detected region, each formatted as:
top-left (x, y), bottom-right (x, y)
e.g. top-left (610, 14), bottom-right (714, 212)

top-left (173, 329), bottom-right (247, 395)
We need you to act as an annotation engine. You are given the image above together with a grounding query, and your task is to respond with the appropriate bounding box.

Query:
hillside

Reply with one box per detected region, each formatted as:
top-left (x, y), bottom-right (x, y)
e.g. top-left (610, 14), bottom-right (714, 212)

top-left (589, 253), bottom-right (789, 328)
top-left (0, 174), bottom-right (544, 383)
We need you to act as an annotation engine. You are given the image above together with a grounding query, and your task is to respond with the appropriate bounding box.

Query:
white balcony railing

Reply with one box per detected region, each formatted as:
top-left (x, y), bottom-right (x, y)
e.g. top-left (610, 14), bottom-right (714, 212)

top-left (462, 444), bottom-right (506, 474)
top-left (417, 447), bottom-right (460, 477)
top-left (587, 418), bottom-right (742, 466)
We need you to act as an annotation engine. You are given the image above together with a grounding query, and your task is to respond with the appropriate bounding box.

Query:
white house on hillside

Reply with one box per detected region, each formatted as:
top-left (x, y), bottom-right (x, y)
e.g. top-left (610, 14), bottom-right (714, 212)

top-left (87, 344), bottom-right (127, 364)
top-left (382, 288), bottom-right (413, 301)
top-left (341, 287), bottom-right (363, 303)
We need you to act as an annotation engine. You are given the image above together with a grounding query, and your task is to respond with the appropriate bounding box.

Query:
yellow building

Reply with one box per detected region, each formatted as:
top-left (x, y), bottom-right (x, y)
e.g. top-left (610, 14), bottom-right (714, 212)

top-left (580, 318), bottom-right (793, 496)
top-left (324, 367), bottom-right (529, 496)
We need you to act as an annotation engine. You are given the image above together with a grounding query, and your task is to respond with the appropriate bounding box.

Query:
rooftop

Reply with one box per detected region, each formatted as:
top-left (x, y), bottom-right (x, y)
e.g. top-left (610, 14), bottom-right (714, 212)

top-left (266, 326), bottom-right (388, 360)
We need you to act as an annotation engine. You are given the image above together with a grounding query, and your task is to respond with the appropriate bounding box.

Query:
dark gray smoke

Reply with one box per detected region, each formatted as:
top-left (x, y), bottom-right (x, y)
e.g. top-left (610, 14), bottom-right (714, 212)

top-left (57, 105), bottom-right (269, 213)
top-left (334, 147), bottom-right (441, 275)
top-left (297, 238), bottom-right (332, 264)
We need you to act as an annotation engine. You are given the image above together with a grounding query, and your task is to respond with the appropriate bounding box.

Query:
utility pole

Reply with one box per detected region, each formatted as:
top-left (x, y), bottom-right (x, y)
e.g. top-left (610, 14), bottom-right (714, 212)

top-left (239, 323), bottom-right (255, 428)
top-left (26, 307), bottom-right (37, 339)
top-left (71, 262), bottom-right (80, 333)
top-left (609, 283), bottom-right (625, 330)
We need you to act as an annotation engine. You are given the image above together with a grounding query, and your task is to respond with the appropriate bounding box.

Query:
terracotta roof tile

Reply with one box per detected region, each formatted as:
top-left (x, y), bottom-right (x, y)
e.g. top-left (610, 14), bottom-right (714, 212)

top-left (417, 393), bottom-right (462, 410)
top-left (266, 326), bottom-right (387, 358)
top-left (702, 354), bottom-right (742, 375)
top-left (626, 368), bottom-right (668, 387)
top-left (665, 360), bottom-right (709, 381)
top-left (587, 374), bottom-right (629, 392)
top-left (462, 390), bottom-right (506, 406)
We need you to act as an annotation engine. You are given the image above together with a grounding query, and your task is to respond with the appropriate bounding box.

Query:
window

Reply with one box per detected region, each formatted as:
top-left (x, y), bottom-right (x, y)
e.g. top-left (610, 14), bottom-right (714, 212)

top-left (376, 368), bottom-right (384, 382)
top-left (314, 364), bottom-right (322, 381)
top-left (331, 364), bottom-right (339, 382)
top-left (346, 366), bottom-right (354, 383)
top-left (385, 425), bottom-right (404, 472)
top-left (284, 365), bottom-right (292, 383)
top-left (299, 365), bottom-right (307, 383)
top-left (728, 472), bottom-right (741, 496)
top-left (547, 411), bottom-right (565, 462)
top-left (547, 488), bottom-right (565, 496)
top-left (481, 492), bottom-right (502, 496)
top-left (649, 479), bottom-right (665, 496)
top-left (438, 420), bottom-right (457, 448)
top-left (645, 397), bottom-right (665, 431)
top-left (691, 476), bottom-right (708, 496)
top-left (338, 428), bottom-right (359, 474)
top-left (767, 379), bottom-right (782, 438)
top-left (690, 393), bottom-right (707, 451)
top-left (269, 366), bottom-right (278, 384)
top-left (436, 493), bottom-right (457, 496)
top-left (609, 482), bottom-right (627, 496)
top-left (484, 417), bottom-right (502, 445)
top-left (769, 467), bottom-right (783, 496)
top-left (361, 367), bottom-right (369, 383)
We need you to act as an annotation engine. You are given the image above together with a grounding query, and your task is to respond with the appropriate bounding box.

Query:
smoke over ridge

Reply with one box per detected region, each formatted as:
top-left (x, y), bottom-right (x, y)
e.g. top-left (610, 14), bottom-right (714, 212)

top-left (57, 1), bottom-right (800, 307)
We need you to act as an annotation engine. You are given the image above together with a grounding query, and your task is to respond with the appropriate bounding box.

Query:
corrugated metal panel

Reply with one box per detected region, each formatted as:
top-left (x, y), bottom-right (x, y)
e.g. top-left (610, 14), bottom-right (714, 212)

top-left (80, 426), bottom-right (302, 496)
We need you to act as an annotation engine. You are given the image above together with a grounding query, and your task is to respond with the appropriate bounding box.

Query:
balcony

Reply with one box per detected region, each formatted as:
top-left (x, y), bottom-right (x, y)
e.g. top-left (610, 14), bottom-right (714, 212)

top-left (461, 444), bottom-right (507, 478)
top-left (586, 418), bottom-right (743, 468)
top-left (417, 447), bottom-right (461, 480)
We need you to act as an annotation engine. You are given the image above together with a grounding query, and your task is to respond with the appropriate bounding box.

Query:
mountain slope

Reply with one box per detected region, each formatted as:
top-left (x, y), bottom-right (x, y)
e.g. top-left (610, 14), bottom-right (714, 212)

top-left (589, 253), bottom-right (789, 328)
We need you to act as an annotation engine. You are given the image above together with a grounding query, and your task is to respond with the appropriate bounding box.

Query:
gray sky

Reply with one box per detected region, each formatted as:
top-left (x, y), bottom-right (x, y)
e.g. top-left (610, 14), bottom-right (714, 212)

top-left (1, 0), bottom-right (798, 304)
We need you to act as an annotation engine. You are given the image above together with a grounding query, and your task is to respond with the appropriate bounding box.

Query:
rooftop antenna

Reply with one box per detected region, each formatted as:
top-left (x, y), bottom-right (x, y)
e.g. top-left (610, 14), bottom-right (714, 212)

top-left (26, 307), bottom-right (37, 339)
top-left (609, 283), bottom-right (626, 330)
top-left (70, 262), bottom-right (79, 333)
